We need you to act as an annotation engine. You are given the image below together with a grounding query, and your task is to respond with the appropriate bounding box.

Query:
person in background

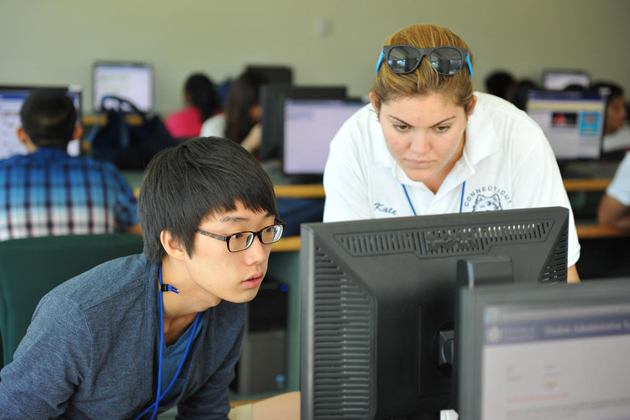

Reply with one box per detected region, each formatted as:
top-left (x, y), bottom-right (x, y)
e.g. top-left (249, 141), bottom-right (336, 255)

top-left (166, 73), bottom-right (221, 138)
top-left (0, 136), bottom-right (299, 419)
top-left (592, 82), bottom-right (629, 160)
top-left (323, 24), bottom-right (580, 283)
top-left (0, 88), bottom-right (141, 241)
top-left (201, 70), bottom-right (268, 154)
top-left (598, 150), bottom-right (630, 229)
top-left (505, 78), bottom-right (539, 111)
top-left (484, 70), bottom-right (514, 100)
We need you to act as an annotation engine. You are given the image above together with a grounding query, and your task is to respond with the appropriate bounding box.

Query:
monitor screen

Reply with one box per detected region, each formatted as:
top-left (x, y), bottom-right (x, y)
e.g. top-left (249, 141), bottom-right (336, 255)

top-left (542, 70), bottom-right (590, 91)
top-left (457, 279), bottom-right (630, 420)
top-left (526, 90), bottom-right (606, 160)
top-left (0, 86), bottom-right (82, 161)
top-left (283, 99), bottom-right (363, 175)
top-left (93, 62), bottom-right (153, 112)
top-left (301, 207), bottom-right (569, 419)
top-left (259, 85), bottom-right (347, 161)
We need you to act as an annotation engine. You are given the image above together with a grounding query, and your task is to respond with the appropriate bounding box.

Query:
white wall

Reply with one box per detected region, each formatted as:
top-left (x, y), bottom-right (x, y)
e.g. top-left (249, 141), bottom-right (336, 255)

top-left (1, 0), bottom-right (628, 114)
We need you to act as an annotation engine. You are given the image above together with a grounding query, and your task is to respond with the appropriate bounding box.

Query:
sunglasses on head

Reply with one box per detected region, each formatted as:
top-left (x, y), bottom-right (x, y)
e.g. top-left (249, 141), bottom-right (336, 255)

top-left (375, 45), bottom-right (473, 79)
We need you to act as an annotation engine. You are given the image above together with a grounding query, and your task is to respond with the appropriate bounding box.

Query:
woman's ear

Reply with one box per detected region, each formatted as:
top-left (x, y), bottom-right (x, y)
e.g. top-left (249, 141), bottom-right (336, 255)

top-left (249, 104), bottom-right (261, 123)
top-left (160, 230), bottom-right (188, 261)
top-left (369, 91), bottom-right (380, 119)
top-left (466, 94), bottom-right (478, 117)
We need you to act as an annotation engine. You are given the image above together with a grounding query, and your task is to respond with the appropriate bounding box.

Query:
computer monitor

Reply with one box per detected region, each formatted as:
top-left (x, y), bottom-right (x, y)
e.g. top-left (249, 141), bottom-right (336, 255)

top-left (457, 279), bottom-right (630, 420)
top-left (283, 99), bottom-right (364, 176)
top-left (0, 85), bottom-right (82, 161)
top-left (259, 85), bottom-right (347, 161)
top-left (245, 65), bottom-right (293, 84)
top-left (93, 61), bottom-right (153, 112)
top-left (301, 207), bottom-right (569, 419)
top-left (526, 90), bottom-right (606, 161)
top-left (542, 69), bottom-right (590, 91)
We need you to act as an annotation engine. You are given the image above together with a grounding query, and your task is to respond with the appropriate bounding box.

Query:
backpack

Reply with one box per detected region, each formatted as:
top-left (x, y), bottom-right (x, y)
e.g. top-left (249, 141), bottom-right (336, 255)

top-left (88, 96), bottom-right (176, 170)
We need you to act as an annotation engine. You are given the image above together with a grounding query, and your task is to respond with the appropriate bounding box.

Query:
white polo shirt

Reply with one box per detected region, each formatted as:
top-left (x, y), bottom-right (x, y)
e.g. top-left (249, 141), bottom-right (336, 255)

top-left (323, 92), bottom-right (580, 266)
top-left (606, 152), bottom-right (630, 206)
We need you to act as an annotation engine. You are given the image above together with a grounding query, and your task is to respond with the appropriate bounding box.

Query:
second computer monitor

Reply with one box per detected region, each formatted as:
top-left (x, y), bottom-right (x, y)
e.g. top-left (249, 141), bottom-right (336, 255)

top-left (457, 279), bottom-right (630, 420)
top-left (283, 99), bottom-right (364, 176)
top-left (526, 90), bottom-right (606, 161)
top-left (93, 61), bottom-right (153, 112)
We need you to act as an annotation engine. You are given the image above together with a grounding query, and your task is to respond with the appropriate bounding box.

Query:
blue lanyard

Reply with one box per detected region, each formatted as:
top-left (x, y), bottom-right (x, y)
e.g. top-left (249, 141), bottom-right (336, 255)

top-left (135, 265), bottom-right (201, 420)
top-left (402, 181), bottom-right (467, 216)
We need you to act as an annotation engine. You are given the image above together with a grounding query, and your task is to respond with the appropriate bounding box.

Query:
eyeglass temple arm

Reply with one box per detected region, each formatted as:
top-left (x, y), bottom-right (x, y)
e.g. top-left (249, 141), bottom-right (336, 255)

top-left (465, 54), bottom-right (473, 79)
top-left (375, 50), bottom-right (385, 75)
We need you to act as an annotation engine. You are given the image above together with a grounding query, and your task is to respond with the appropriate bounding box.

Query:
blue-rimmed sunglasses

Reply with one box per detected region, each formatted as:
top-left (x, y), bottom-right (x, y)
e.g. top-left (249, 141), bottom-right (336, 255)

top-left (375, 45), bottom-right (473, 79)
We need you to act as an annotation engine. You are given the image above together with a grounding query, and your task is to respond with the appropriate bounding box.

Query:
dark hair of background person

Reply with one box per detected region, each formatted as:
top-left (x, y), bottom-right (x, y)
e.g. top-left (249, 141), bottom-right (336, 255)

top-left (485, 70), bottom-right (515, 99)
top-left (591, 81), bottom-right (624, 102)
top-left (224, 70), bottom-right (269, 144)
top-left (506, 78), bottom-right (539, 111)
top-left (138, 136), bottom-right (279, 264)
top-left (19, 88), bottom-right (76, 148)
top-left (563, 84), bottom-right (586, 92)
top-left (184, 73), bottom-right (221, 122)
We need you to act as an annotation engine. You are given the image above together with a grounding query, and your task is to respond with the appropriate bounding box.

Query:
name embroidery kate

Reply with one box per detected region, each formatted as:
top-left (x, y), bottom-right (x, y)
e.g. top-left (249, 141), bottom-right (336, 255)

top-left (374, 202), bottom-right (397, 215)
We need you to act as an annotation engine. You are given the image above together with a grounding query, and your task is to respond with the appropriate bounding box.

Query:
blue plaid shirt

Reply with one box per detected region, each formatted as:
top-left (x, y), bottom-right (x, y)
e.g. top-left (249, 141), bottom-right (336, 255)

top-left (0, 148), bottom-right (138, 241)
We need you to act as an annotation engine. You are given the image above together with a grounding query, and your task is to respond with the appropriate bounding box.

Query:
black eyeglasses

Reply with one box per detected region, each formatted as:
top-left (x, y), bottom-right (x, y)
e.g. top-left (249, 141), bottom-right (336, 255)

top-left (196, 220), bottom-right (286, 253)
top-left (375, 45), bottom-right (473, 79)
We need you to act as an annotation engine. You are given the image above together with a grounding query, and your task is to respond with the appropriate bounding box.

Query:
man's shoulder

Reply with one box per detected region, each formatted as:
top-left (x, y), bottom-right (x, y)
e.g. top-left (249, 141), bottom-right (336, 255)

top-left (48, 254), bottom-right (154, 312)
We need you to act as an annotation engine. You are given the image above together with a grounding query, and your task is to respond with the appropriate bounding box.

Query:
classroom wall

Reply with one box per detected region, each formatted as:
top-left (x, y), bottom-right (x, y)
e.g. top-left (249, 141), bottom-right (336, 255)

top-left (1, 0), bottom-right (629, 115)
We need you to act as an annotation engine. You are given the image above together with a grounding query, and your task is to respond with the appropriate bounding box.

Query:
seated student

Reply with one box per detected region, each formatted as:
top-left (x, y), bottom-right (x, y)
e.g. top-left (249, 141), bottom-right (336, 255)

top-left (505, 78), bottom-right (539, 111)
top-left (592, 82), bottom-right (630, 160)
top-left (166, 73), bottom-right (222, 138)
top-left (0, 136), bottom-right (299, 419)
top-left (0, 88), bottom-right (140, 241)
top-left (323, 24), bottom-right (581, 283)
top-left (598, 151), bottom-right (630, 229)
top-left (201, 70), bottom-right (267, 154)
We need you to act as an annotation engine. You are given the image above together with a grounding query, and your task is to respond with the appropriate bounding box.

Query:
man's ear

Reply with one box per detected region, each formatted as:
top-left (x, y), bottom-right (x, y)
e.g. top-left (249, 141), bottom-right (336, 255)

top-left (16, 127), bottom-right (37, 152)
top-left (160, 230), bottom-right (189, 261)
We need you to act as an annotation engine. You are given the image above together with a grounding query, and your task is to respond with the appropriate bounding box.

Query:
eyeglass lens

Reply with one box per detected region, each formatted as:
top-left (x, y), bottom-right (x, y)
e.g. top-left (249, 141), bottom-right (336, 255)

top-left (229, 224), bottom-right (284, 252)
top-left (387, 46), bottom-right (463, 75)
top-left (429, 47), bottom-right (464, 75)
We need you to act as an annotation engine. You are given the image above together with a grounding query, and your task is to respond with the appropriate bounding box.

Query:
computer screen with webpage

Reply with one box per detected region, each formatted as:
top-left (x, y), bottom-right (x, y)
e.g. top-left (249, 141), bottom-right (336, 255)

top-left (283, 99), bottom-right (363, 175)
top-left (457, 280), bottom-right (630, 420)
top-left (0, 86), bottom-right (82, 161)
top-left (526, 90), bottom-right (606, 160)
top-left (93, 62), bottom-right (153, 112)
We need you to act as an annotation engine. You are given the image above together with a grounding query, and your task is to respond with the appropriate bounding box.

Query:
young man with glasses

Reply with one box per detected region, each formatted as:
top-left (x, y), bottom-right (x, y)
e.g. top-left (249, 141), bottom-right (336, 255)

top-left (323, 24), bottom-right (581, 283)
top-left (0, 137), bottom-right (298, 419)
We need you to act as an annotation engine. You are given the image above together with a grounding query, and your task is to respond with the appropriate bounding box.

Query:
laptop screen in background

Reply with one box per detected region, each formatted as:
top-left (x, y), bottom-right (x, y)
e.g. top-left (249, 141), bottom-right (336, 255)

top-left (283, 99), bottom-right (364, 175)
top-left (93, 62), bottom-right (153, 112)
top-left (526, 90), bottom-right (606, 160)
top-left (0, 87), bottom-right (82, 161)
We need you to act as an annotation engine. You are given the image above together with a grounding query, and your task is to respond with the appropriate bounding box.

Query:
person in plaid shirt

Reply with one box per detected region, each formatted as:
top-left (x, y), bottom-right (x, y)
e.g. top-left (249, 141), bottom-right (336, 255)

top-left (0, 88), bottom-right (141, 241)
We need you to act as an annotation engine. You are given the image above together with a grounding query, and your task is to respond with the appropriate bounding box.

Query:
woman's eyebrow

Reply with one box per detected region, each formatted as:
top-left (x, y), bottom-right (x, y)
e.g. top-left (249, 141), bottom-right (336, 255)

top-left (429, 116), bottom-right (456, 127)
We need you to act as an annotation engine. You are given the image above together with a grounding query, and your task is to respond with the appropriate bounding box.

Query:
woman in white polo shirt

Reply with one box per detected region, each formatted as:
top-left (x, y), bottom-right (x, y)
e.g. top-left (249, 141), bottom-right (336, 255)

top-left (323, 23), bottom-right (581, 282)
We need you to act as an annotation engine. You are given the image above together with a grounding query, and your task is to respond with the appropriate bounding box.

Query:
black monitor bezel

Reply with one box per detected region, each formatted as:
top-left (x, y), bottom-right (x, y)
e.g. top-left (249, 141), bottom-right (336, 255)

top-left (92, 61), bottom-right (154, 113)
top-left (301, 207), bottom-right (569, 419)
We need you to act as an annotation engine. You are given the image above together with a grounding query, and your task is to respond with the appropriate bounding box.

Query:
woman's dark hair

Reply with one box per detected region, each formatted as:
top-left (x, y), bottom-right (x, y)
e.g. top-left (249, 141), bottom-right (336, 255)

top-left (138, 136), bottom-right (278, 264)
top-left (184, 73), bottom-right (221, 122)
top-left (591, 81), bottom-right (624, 102)
top-left (20, 88), bottom-right (76, 148)
top-left (224, 70), bottom-right (268, 144)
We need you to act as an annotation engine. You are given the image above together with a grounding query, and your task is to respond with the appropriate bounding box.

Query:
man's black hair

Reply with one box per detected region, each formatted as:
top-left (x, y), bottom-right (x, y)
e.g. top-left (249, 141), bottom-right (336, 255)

top-left (139, 137), bottom-right (278, 264)
top-left (19, 88), bottom-right (77, 148)
top-left (591, 81), bottom-right (624, 102)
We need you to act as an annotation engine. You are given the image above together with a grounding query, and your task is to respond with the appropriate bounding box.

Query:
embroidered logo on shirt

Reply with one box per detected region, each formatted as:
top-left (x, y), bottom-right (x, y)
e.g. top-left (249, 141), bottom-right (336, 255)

top-left (464, 185), bottom-right (512, 211)
top-left (373, 202), bottom-right (397, 215)
top-left (472, 193), bottom-right (503, 212)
